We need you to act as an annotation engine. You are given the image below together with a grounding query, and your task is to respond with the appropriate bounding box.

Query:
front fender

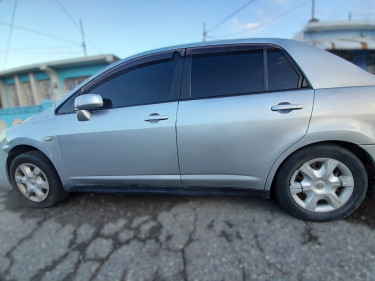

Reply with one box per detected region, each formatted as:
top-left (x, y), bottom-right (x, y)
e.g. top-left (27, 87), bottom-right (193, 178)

top-left (4, 115), bottom-right (67, 186)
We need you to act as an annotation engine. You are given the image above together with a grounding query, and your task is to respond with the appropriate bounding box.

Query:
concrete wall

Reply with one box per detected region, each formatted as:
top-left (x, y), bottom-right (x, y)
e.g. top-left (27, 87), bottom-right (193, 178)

top-left (56, 63), bottom-right (106, 93)
top-left (304, 28), bottom-right (375, 41)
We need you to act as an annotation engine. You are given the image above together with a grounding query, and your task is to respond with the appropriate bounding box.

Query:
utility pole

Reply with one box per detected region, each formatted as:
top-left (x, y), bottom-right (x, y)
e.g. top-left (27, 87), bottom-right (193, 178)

top-left (309, 0), bottom-right (318, 23)
top-left (80, 18), bottom-right (87, 56)
top-left (203, 22), bottom-right (207, 42)
top-left (348, 11), bottom-right (352, 21)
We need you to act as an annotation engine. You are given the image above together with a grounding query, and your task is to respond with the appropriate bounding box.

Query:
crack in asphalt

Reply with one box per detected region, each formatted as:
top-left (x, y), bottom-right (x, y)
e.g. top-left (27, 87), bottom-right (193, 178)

top-left (178, 205), bottom-right (197, 281)
top-left (247, 221), bottom-right (291, 278)
top-left (0, 190), bottom-right (375, 281)
top-left (301, 222), bottom-right (322, 246)
top-left (2, 220), bottom-right (44, 278)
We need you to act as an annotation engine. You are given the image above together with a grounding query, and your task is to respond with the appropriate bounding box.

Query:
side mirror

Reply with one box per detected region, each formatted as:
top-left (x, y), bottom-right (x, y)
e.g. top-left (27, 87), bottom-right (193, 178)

top-left (74, 94), bottom-right (103, 121)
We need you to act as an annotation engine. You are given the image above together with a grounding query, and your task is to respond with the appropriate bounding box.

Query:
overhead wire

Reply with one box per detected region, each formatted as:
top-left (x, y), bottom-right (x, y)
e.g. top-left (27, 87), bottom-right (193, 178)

top-left (207, 0), bottom-right (256, 34)
top-left (0, 22), bottom-right (81, 46)
top-left (0, 50), bottom-right (83, 54)
top-left (55, 0), bottom-right (80, 29)
top-left (0, 46), bottom-right (81, 55)
top-left (212, 0), bottom-right (310, 39)
top-left (55, 0), bottom-right (102, 54)
top-left (2, 0), bottom-right (18, 69)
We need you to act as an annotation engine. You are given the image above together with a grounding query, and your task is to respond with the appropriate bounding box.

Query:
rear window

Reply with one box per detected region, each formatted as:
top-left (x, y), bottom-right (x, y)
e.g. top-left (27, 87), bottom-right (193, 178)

top-left (191, 50), bottom-right (264, 99)
top-left (267, 49), bottom-right (300, 91)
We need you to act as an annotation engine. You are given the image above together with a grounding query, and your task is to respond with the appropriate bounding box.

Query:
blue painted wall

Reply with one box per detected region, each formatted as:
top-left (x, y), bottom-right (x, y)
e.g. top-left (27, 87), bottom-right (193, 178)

top-left (34, 71), bottom-right (50, 80)
top-left (3, 77), bottom-right (15, 85)
top-left (0, 59), bottom-right (115, 133)
top-left (0, 100), bottom-right (53, 128)
top-left (19, 74), bottom-right (29, 83)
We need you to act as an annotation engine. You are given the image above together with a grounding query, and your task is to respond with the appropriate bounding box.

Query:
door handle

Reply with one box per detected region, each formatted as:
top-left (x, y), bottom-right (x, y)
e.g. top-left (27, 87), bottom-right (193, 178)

top-left (144, 113), bottom-right (169, 122)
top-left (271, 103), bottom-right (304, 111)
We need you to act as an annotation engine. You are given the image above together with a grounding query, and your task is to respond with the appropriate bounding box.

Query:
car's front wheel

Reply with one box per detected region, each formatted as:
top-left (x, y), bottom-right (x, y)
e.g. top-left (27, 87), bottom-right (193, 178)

top-left (9, 151), bottom-right (68, 208)
top-left (274, 144), bottom-right (368, 221)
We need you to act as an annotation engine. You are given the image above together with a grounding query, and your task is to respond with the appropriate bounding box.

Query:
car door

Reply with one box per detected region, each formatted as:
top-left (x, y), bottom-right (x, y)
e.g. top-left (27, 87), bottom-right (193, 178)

top-left (55, 51), bottom-right (184, 187)
top-left (176, 45), bottom-right (314, 189)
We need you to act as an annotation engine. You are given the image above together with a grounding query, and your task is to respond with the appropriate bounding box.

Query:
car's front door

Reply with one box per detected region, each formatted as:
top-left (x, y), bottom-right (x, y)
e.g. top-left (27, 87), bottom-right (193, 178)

top-left (55, 51), bottom-right (184, 187)
top-left (176, 45), bottom-right (314, 190)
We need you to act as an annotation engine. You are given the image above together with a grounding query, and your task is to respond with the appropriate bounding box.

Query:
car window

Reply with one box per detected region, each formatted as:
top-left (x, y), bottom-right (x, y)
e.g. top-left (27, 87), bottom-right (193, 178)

top-left (56, 90), bottom-right (80, 114)
top-left (190, 50), bottom-right (264, 99)
top-left (88, 58), bottom-right (176, 108)
top-left (267, 49), bottom-right (300, 91)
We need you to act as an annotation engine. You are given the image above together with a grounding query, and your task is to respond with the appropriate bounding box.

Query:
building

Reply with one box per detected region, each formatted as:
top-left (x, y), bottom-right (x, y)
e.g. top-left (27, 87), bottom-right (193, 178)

top-left (294, 20), bottom-right (375, 74)
top-left (0, 54), bottom-right (120, 109)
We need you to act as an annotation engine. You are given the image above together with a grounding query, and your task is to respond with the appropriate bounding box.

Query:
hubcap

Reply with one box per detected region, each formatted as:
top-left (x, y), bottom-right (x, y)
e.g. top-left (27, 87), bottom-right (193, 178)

top-left (289, 158), bottom-right (354, 213)
top-left (14, 163), bottom-right (49, 202)
top-left (315, 180), bottom-right (325, 189)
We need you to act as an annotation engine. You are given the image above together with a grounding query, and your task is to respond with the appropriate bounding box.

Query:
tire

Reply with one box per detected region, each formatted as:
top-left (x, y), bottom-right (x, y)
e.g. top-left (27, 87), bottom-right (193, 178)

top-left (9, 151), bottom-right (68, 208)
top-left (274, 144), bottom-right (368, 222)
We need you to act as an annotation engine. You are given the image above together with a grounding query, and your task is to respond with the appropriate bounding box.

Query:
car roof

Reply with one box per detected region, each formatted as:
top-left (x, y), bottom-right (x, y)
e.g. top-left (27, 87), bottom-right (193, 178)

top-left (64, 38), bottom-right (375, 102)
top-left (120, 38), bottom-right (375, 90)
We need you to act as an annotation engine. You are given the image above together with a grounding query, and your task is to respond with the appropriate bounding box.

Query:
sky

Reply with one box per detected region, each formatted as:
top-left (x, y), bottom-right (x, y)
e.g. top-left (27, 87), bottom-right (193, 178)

top-left (0, 0), bottom-right (374, 71)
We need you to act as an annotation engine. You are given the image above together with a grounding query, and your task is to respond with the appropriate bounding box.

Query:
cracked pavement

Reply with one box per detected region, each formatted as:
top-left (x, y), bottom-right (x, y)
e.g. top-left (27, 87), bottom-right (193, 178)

top-left (0, 186), bottom-right (374, 281)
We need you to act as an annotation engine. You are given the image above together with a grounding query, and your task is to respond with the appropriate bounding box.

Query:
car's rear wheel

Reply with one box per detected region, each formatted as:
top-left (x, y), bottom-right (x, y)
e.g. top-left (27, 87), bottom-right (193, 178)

top-left (9, 151), bottom-right (68, 208)
top-left (274, 144), bottom-right (368, 221)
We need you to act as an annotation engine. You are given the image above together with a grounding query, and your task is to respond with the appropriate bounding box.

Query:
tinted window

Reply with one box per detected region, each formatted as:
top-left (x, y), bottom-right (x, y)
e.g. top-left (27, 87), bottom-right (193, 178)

top-left (57, 91), bottom-right (80, 114)
top-left (267, 49), bottom-right (299, 91)
top-left (191, 51), bottom-right (264, 99)
top-left (89, 58), bottom-right (176, 108)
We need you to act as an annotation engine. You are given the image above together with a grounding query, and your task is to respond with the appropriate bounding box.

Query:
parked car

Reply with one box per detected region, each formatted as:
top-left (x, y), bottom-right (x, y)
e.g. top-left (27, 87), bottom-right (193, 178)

top-left (2, 39), bottom-right (375, 221)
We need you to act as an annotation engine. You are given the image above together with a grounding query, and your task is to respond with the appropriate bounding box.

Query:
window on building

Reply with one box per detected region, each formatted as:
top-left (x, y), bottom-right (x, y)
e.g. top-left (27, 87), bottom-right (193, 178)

top-left (7, 85), bottom-right (19, 107)
top-left (267, 49), bottom-right (300, 91)
top-left (330, 50), bottom-right (355, 64)
top-left (190, 50), bottom-right (264, 99)
top-left (63, 76), bottom-right (91, 94)
top-left (38, 80), bottom-right (53, 100)
top-left (88, 58), bottom-right (176, 108)
top-left (22, 82), bottom-right (35, 105)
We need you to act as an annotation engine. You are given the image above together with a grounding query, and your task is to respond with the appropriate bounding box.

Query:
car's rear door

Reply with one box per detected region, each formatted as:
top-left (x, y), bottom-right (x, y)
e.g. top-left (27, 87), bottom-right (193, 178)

top-left (55, 51), bottom-right (184, 187)
top-left (176, 44), bottom-right (314, 189)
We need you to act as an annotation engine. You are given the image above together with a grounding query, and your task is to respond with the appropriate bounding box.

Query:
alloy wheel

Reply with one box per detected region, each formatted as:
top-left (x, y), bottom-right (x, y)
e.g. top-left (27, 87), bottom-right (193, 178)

top-left (289, 158), bottom-right (354, 213)
top-left (14, 163), bottom-right (50, 202)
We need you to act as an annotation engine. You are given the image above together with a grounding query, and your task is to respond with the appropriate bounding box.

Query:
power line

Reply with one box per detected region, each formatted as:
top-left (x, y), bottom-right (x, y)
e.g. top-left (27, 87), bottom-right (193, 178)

top-left (207, 0), bottom-right (256, 33)
top-left (213, 0), bottom-right (310, 39)
top-left (55, 0), bottom-right (102, 54)
top-left (80, 26), bottom-right (102, 54)
top-left (0, 46), bottom-right (78, 50)
top-left (0, 46), bottom-right (81, 55)
top-left (0, 22), bottom-right (82, 46)
top-left (2, 0), bottom-right (18, 69)
top-left (55, 0), bottom-right (80, 29)
top-left (0, 50), bottom-right (83, 54)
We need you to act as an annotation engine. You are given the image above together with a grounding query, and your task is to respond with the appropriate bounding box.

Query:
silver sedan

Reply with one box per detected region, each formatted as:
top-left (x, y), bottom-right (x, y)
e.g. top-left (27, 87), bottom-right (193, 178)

top-left (2, 38), bottom-right (375, 222)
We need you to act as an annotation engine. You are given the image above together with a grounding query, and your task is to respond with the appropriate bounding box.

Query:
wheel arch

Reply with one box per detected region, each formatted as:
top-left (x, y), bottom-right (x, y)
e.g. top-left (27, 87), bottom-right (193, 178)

top-left (6, 145), bottom-right (59, 182)
top-left (268, 140), bottom-right (375, 196)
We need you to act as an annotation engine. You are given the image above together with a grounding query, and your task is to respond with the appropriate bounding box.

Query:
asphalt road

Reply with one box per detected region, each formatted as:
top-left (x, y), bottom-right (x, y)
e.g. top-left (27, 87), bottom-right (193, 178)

top-left (0, 186), bottom-right (374, 281)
